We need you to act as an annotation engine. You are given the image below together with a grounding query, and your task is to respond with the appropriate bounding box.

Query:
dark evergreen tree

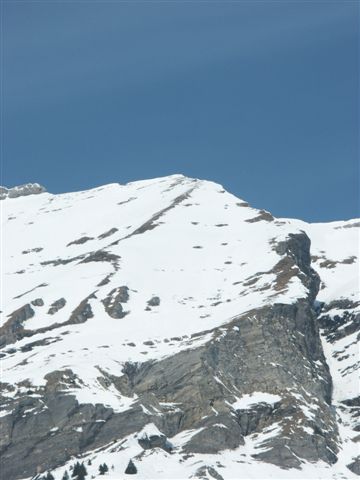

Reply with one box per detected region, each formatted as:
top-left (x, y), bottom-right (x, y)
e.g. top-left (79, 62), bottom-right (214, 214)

top-left (77, 463), bottom-right (87, 480)
top-left (45, 473), bottom-right (55, 480)
top-left (99, 463), bottom-right (109, 475)
top-left (62, 471), bottom-right (70, 480)
top-left (72, 462), bottom-right (81, 478)
top-left (87, 460), bottom-right (92, 466)
top-left (124, 460), bottom-right (137, 475)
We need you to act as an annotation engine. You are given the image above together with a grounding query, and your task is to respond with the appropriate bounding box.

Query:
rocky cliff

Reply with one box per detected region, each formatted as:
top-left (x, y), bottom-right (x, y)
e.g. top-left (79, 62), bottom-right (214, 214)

top-left (1, 175), bottom-right (359, 479)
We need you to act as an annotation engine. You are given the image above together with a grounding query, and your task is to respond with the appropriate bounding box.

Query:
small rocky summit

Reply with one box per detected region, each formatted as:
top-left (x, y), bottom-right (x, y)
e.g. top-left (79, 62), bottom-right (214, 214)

top-left (0, 183), bottom-right (46, 200)
top-left (1, 175), bottom-right (359, 480)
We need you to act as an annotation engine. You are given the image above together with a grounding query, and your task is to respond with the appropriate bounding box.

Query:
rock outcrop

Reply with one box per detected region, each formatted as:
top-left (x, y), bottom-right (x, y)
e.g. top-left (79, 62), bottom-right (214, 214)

top-left (0, 183), bottom-right (46, 200)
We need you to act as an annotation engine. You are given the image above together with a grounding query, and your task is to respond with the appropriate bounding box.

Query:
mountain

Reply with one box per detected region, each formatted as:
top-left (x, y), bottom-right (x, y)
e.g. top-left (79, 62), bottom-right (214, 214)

top-left (1, 175), bottom-right (359, 480)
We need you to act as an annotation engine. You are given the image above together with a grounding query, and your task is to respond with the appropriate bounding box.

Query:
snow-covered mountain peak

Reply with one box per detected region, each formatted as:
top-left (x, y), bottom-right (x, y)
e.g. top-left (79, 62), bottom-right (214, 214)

top-left (1, 175), bottom-right (359, 480)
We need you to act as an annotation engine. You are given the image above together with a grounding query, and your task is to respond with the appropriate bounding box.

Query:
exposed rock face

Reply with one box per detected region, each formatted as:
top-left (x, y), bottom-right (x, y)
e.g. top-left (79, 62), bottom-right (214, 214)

top-left (0, 304), bottom-right (35, 347)
top-left (138, 431), bottom-right (171, 452)
top-left (236, 401), bottom-right (281, 436)
top-left (67, 236), bottom-right (94, 246)
top-left (348, 457), bottom-right (360, 475)
top-left (316, 299), bottom-right (360, 474)
top-left (193, 466), bottom-right (224, 480)
top-left (98, 227), bottom-right (118, 239)
top-left (245, 209), bottom-right (274, 223)
top-left (147, 296), bottom-right (160, 307)
top-left (31, 298), bottom-right (44, 307)
top-left (48, 298), bottom-right (66, 315)
top-left (318, 302), bottom-right (360, 344)
top-left (81, 250), bottom-right (120, 265)
top-left (102, 286), bottom-right (129, 318)
top-left (0, 183), bottom-right (46, 200)
top-left (184, 417), bottom-right (244, 454)
top-left (116, 304), bottom-right (337, 468)
top-left (0, 297), bottom-right (94, 350)
top-left (0, 388), bottom-right (116, 479)
top-left (67, 297), bottom-right (94, 324)
top-left (22, 247), bottom-right (43, 254)
top-left (274, 232), bottom-right (320, 302)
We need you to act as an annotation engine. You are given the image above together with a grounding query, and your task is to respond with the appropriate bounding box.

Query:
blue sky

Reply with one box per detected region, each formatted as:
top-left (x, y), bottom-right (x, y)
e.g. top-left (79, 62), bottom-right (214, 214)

top-left (2, 1), bottom-right (359, 221)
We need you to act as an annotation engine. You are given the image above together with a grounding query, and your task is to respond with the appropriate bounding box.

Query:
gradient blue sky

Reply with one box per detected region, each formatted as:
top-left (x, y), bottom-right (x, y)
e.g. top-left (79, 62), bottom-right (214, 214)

top-left (2, 1), bottom-right (359, 221)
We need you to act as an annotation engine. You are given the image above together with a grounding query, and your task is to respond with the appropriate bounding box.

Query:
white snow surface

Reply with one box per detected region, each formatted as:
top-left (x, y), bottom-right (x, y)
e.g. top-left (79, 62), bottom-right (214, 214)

top-left (230, 392), bottom-right (282, 410)
top-left (29, 424), bottom-right (360, 480)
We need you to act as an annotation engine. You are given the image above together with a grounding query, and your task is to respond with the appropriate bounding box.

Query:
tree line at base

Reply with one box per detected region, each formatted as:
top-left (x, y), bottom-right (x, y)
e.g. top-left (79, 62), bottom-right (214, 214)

top-left (36, 458), bottom-right (137, 480)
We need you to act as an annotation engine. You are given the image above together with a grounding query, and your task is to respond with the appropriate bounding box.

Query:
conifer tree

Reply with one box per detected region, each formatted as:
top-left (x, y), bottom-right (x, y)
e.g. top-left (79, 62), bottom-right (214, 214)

top-left (72, 462), bottom-right (81, 478)
top-left (62, 471), bottom-right (70, 480)
top-left (77, 463), bottom-right (87, 480)
top-left (124, 460), bottom-right (137, 475)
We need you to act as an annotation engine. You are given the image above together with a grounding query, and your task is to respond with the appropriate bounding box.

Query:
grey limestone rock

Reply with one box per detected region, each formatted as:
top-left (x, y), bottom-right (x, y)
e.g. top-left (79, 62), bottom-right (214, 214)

top-left (138, 432), bottom-right (172, 452)
top-left (0, 304), bottom-right (35, 348)
top-left (347, 456), bottom-right (360, 475)
top-left (245, 209), bottom-right (274, 223)
top-left (0, 183), bottom-right (46, 200)
top-left (81, 250), bottom-right (120, 264)
top-left (147, 296), bottom-right (160, 307)
top-left (48, 298), bottom-right (66, 315)
top-left (31, 298), bottom-right (44, 307)
top-left (67, 297), bottom-right (94, 324)
top-left (235, 401), bottom-right (281, 436)
top-left (0, 296), bottom-right (94, 351)
top-left (98, 228), bottom-right (119, 240)
top-left (193, 466), bottom-right (224, 480)
top-left (67, 236), bottom-right (94, 247)
top-left (102, 287), bottom-right (129, 319)
top-left (184, 416), bottom-right (244, 454)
